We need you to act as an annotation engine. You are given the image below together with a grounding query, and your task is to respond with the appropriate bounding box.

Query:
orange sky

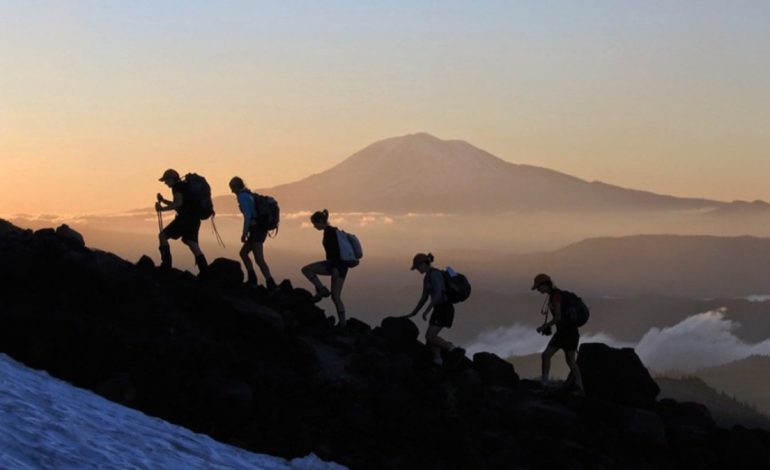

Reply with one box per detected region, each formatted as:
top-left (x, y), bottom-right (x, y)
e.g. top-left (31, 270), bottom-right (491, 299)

top-left (2, 1), bottom-right (769, 215)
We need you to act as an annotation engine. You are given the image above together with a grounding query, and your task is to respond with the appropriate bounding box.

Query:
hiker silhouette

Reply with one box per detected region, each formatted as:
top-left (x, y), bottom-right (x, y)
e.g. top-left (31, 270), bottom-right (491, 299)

top-left (300, 209), bottom-right (357, 328)
top-left (229, 177), bottom-right (277, 289)
top-left (533, 273), bottom-right (586, 394)
top-left (156, 169), bottom-right (208, 274)
top-left (404, 253), bottom-right (465, 366)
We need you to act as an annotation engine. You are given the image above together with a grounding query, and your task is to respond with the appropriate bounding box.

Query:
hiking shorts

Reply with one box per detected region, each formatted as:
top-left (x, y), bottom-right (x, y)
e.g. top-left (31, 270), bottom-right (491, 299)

top-left (163, 216), bottom-right (201, 244)
top-left (323, 260), bottom-right (349, 280)
top-left (548, 325), bottom-right (579, 352)
top-left (430, 302), bottom-right (455, 328)
top-left (246, 225), bottom-right (269, 244)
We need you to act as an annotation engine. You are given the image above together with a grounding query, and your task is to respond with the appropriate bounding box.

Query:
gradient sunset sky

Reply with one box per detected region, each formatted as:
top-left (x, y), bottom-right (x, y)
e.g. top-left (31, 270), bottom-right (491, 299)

top-left (2, 1), bottom-right (769, 215)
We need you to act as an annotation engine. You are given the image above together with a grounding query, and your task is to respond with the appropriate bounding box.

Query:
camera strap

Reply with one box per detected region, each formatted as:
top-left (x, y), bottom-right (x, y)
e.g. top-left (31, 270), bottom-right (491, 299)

top-left (540, 296), bottom-right (550, 326)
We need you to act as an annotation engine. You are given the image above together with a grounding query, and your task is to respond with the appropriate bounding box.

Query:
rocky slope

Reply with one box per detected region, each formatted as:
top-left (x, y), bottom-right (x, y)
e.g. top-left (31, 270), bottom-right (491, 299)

top-left (1, 219), bottom-right (769, 470)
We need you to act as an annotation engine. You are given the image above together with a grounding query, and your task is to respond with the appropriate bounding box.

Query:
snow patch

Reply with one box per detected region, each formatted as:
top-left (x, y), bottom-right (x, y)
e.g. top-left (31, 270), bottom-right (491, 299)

top-left (0, 354), bottom-right (346, 470)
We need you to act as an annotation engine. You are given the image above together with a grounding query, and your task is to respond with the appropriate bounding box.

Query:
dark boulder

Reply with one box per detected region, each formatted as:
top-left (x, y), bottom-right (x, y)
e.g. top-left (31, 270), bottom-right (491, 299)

top-left (376, 317), bottom-right (419, 350)
top-left (472, 352), bottom-right (520, 389)
top-left (136, 255), bottom-right (156, 273)
top-left (56, 224), bottom-right (85, 249)
top-left (200, 258), bottom-right (243, 288)
top-left (577, 343), bottom-right (660, 409)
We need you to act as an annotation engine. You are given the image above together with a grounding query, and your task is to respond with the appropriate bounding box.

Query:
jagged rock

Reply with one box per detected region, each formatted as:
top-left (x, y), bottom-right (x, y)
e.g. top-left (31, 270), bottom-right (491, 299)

top-left (578, 343), bottom-right (660, 409)
top-left (56, 224), bottom-right (85, 249)
top-left (287, 289), bottom-right (327, 327)
top-left (0, 219), bottom-right (21, 235)
top-left (199, 258), bottom-right (243, 288)
top-left (376, 317), bottom-right (419, 349)
top-left (472, 352), bottom-right (519, 389)
top-left (136, 254), bottom-right (156, 273)
top-left (346, 318), bottom-right (372, 336)
top-left (34, 228), bottom-right (56, 238)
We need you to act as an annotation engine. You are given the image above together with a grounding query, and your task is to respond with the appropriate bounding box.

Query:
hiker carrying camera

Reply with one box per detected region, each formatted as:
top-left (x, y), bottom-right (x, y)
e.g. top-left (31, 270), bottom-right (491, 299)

top-left (532, 273), bottom-right (586, 394)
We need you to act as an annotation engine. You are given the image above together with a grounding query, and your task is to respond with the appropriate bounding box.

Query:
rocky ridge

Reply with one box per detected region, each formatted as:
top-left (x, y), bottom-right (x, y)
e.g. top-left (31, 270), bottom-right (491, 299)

top-left (1, 219), bottom-right (769, 470)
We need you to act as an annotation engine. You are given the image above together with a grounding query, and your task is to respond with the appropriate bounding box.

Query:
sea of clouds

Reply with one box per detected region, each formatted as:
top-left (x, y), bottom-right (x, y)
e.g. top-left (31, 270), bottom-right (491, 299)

top-left (466, 307), bottom-right (770, 373)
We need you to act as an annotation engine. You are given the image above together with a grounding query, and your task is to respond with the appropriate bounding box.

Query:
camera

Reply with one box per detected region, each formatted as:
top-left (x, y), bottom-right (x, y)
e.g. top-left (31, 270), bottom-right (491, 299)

top-left (537, 325), bottom-right (552, 336)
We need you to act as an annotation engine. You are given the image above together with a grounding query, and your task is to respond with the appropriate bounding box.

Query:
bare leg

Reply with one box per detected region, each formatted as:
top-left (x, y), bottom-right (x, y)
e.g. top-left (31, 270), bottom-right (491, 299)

top-left (564, 350), bottom-right (584, 392)
top-left (184, 240), bottom-right (207, 273)
top-left (541, 345), bottom-right (558, 386)
top-left (302, 261), bottom-right (330, 295)
top-left (330, 268), bottom-right (346, 326)
top-left (426, 325), bottom-right (454, 351)
top-left (425, 325), bottom-right (451, 365)
top-left (240, 243), bottom-right (255, 273)
top-left (252, 242), bottom-right (273, 280)
top-left (185, 240), bottom-right (203, 258)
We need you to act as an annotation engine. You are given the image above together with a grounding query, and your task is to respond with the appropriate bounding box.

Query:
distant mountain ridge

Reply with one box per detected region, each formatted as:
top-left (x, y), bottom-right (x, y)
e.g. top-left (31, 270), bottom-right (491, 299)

top-left (214, 132), bottom-right (768, 214)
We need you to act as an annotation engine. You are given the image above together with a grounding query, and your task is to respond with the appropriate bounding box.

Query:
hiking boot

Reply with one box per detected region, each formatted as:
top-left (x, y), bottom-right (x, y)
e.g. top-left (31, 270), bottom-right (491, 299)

top-left (266, 277), bottom-right (277, 290)
top-left (246, 270), bottom-right (258, 287)
top-left (313, 286), bottom-right (331, 303)
top-left (159, 246), bottom-right (172, 271)
top-left (195, 255), bottom-right (208, 273)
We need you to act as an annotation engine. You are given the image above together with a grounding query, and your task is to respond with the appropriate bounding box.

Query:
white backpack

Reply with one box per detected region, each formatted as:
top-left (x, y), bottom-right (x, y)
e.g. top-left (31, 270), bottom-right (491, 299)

top-left (336, 230), bottom-right (363, 267)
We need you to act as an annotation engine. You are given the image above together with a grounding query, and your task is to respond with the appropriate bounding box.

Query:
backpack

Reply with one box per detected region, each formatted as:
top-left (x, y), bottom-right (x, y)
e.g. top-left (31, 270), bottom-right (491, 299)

top-left (251, 192), bottom-right (280, 233)
top-left (336, 229), bottom-right (363, 268)
top-left (441, 267), bottom-right (472, 304)
top-left (184, 173), bottom-right (214, 220)
top-left (558, 290), bottom-right (590, 327)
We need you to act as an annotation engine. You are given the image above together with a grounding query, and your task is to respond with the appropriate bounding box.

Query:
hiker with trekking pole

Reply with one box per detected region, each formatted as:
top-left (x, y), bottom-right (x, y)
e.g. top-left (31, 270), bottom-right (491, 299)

top-left (532, 273), bottom-right (588, 395)
top-left (155, 169), bottom-right (214, 274)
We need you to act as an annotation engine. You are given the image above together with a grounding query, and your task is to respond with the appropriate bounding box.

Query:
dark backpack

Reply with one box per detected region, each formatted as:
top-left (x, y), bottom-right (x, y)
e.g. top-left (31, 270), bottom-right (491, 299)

top-left (184, 173), bottom-right (214, 220)
top-left (251, 192), bottom-right (280, 233)
top-left (558, 290), bottom-right (590, 327)
top-left (441, 269), bottom-right (472, 304)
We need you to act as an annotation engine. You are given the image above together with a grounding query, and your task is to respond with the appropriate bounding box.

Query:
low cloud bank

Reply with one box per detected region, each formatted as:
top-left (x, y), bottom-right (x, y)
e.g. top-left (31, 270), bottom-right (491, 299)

top-left (465, 325), bottom-right (629, 358)
top-left (635, 308), bottom-right (770, 373)
top-left (466, 308), bottom-right (770, 373)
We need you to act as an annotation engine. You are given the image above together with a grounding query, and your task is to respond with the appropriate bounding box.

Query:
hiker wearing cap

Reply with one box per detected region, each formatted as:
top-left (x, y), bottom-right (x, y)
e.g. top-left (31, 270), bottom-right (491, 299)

top-left (155, 169), bottom-right (208, 273)
top-left (229, 177), bottom-right (276, 289)
top-left (301, 209), bottom-right (348, 327)
top-left (405, 253), bottom-right (461, 366)
top-left (532, 273), bottom-right (585, 394)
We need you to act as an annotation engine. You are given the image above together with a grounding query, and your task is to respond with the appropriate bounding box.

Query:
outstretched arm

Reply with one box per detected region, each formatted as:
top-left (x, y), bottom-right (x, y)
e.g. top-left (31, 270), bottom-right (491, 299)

top-left (405, 291), bottom-right (429, 318)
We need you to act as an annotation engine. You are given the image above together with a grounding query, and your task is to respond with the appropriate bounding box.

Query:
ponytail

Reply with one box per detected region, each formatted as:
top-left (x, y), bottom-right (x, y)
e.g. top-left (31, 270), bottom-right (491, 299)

top-left (311, 209), bottom-right (330, 225)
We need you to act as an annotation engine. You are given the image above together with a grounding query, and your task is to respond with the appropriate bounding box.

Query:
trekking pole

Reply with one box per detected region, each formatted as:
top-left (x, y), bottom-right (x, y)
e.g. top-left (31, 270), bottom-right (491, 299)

top-left (211, 214), bottom-right (226, 249)
top-left (156, 208), bottom-right (164, 233)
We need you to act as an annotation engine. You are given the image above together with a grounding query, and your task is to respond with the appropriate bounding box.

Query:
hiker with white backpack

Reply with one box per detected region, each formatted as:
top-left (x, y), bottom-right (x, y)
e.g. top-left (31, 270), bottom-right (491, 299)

top-left (229, 177), bottom-right (278, 290)
top-left (404, 253), bottom-right (469, 366)
top-left (301, 209), bottom-right (362, 327)
top-left (155, 169), bottom-right (210, 274)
